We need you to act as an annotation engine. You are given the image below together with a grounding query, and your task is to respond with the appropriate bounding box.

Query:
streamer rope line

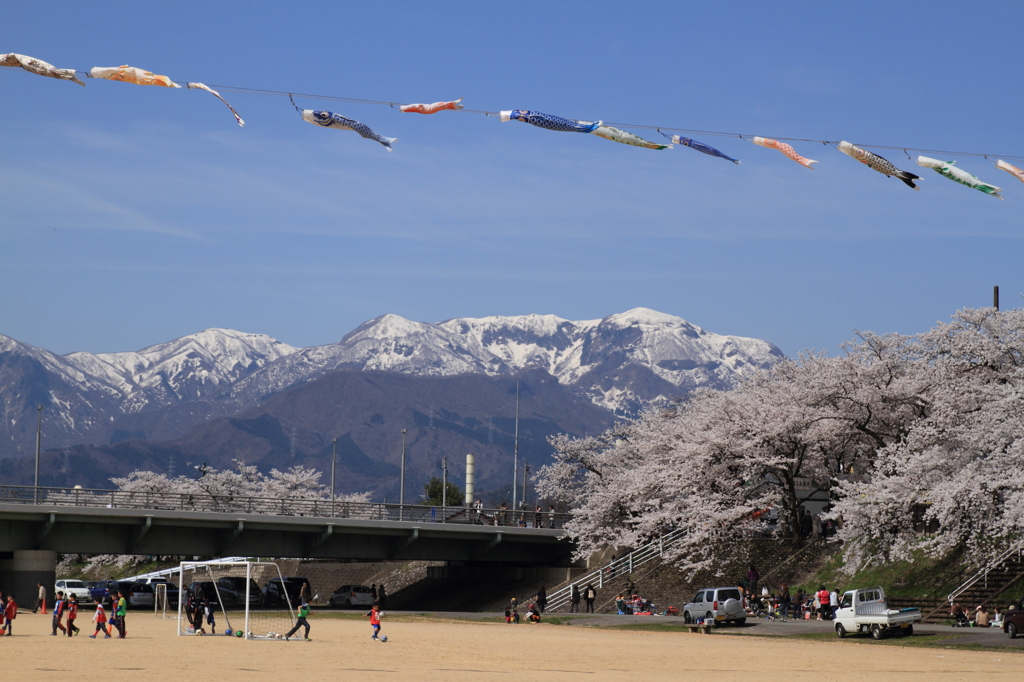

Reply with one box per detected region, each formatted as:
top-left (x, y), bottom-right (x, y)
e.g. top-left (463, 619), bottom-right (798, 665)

top-left (9, 67), bottom-right (1022, 161)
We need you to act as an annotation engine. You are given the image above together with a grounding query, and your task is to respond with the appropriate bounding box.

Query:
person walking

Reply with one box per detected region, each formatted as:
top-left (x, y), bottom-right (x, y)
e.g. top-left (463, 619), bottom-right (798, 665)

top-left (366, 603), bottom-right (383, 640)
top-left (830, 587), bottom-right (840, 617)
top-left (114, 590), bottom-right (128, 638)
top-left (584, 584), bottom-right (596, 613)
top-left (570, 584), bottom-right (581, 613)
top-left (89, 600), bottom-right (110, 638)
top-left (536, 585), bottom-right (547, 613)
top-left (533, 506), bottom-right (542, 528)
top-left (3, 594), bottom-right (16, 635)
top-left (747, 565), bottom-right (760, 596)
top-left (473, 498), bottom-right (483, 524)
top-left (498, 502), bottom-right (507, 526)
top-left (816, 585), bottom-right (831, 621)
top-left (300, 581), bottom-right (312, 607)
top-left (377, 583), bottom-right (386, 609)
top-left (66, 595), bottom-right (80, 636)
top-left (33, 582), bottom-right (46, 614)
top-left (285, 601), bottom-right (311, 640)
top-left (370, 584), bottom-right (378, 603)
top-left (548, 506), bottom-right (556, 529)
top-left (51, 591), bottom-right (66, 636)
top-left (778, 583), bottom-right (791, 622)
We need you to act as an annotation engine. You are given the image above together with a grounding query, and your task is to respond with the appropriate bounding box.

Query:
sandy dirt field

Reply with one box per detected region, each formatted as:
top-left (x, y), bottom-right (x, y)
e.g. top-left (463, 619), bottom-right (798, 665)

top-left (5, 611), bottom-right (1021, 681)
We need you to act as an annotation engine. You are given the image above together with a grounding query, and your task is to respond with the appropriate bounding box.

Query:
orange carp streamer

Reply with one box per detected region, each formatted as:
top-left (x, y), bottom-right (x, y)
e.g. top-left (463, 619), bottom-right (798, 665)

top-left (400, 98), bottom-right (463, 114)
top-left (996, 160), bottom-right (1024, 184)
top-left (90, 65), bottom-right (181, 88)
top-left (752, 136), bottom-right (817, 168)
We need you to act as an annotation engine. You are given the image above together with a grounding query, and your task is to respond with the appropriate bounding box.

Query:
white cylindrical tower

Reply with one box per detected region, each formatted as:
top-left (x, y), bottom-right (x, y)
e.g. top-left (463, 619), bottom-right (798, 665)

top-left (465, 453), bottom-right (475, 506)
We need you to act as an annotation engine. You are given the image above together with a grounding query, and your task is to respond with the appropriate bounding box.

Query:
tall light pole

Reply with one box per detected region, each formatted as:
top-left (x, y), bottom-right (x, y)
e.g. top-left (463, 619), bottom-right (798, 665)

top-left (512, 380), bottom-right (520, 512)
top-left (441, 456), bottom-right (448, 522)
top-left (34, 405), bottom-right (42, 503)
top-left (399, 429), bottom-right (408, 521)
top-left (330, 438), bottom-right (338, 516)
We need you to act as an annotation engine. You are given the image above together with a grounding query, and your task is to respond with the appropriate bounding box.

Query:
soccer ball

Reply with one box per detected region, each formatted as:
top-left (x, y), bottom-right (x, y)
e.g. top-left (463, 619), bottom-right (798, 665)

top-left (225, 629), bottom-right (233, 636)
top-left (234, 630), bottom-right (244, 638)
top-left (380, 635), bottom-right (388, 643)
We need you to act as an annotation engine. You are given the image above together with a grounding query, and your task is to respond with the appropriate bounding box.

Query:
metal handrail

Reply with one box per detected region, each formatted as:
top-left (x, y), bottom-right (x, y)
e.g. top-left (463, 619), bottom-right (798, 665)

top-left (0, 484), bottom-right (568, 529)
top-left (545, 527), bottom-right (687, 612)
top-left (947, 539), bottom-right (1024, 604)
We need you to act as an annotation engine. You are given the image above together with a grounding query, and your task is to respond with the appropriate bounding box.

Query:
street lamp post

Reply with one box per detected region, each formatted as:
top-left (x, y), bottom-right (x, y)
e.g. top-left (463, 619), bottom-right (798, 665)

top-left (441, 456), bottom-right (448, 523)
top-left (331, 438), bottom-right (338, 518)
top-left (34, 405), bottom-right (42, 503)
top-left (399, 429), bottom-right (407, 520)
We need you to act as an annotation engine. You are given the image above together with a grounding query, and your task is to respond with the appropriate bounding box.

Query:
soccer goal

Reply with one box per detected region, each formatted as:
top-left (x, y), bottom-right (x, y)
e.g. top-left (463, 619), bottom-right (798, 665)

top-left (176, 560), bottom-right (296, 640)
top-left (154, 583), bottom-right (175, 619)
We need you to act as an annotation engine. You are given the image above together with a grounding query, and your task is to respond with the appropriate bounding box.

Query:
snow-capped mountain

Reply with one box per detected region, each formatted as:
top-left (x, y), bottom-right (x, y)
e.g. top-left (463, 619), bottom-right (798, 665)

top-left (229, 308), bottom-right (784, 414)
top-left (0, 309), bottom-right (782, 460)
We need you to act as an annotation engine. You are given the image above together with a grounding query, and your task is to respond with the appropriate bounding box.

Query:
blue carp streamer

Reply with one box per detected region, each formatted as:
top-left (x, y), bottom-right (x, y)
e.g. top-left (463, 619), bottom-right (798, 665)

top-left (301, 109), bottom-right (397, 151)
top-left (500, 110), bottom-right (601, 133)
top-left (672, 135), bottom-right (741, 164)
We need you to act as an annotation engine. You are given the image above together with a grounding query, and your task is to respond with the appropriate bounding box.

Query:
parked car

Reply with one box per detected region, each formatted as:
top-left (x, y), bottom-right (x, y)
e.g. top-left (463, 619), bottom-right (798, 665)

top-left (1003, 598), bottom-right (1024, 638)
top-left (329, 585), bottom-right (374, 609)
top-left (833, 587), bottom-right (921, 639)
top-left (263, 577), bottom-right (309, 608)
top-left (147, 579), bottom-right (180, 607)
top-left (89, 580), bottom-right (125, 605)
top-left (214, 577), bottom-right (264, 607)
top-left (125, 583), bottom-right (155, 609)
top-left (186, 581), bottom-right (229, 607)
top-left (683, 587), bottom-right (746, 626)
top-left (55, 579), bottom-right (93, 604)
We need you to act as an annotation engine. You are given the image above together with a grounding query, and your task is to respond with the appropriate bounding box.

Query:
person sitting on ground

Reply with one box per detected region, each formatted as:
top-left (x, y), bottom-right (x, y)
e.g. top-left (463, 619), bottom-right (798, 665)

top-left (974, 605), bottom-right (990, 627)
top-left (528, 603), bottom-right (541, 623)
top-left (992, 607), bottom-right (1003, 628)
top-left (615, 594), bottom-right (627, 614)
top-left (950, 602), bottom-right (969, 627)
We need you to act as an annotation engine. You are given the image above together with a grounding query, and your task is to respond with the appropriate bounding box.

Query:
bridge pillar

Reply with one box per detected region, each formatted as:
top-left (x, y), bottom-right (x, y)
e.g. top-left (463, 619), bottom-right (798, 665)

top-left (0, 550), bottom-right (56, 607)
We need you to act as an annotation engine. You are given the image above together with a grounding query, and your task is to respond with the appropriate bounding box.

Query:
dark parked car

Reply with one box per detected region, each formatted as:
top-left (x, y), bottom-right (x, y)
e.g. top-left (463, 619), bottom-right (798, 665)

top-left (187, 581), bottom-right (229, 607)
top-left (214, 577), bottom-right (264, 607)
top-left (89, 580), bottom-right (126, 605)
top-left (1003, 598), bottom-right (1024, 638)
top-left (263, 577), bottom-right (309, 607)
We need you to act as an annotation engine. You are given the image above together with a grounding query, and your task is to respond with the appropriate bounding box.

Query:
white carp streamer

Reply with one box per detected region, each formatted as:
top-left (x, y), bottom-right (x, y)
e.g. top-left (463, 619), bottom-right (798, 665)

top-left (592, 125), bottom-right (671, 150)
top-left (187, 83), bottom-right (244, 127)
top-left (916, 156), bottom-right (1002, 200)
top-left (752, 136), bottom-right (817, 168)
top-left (1, 53), bottom-right (84, 86)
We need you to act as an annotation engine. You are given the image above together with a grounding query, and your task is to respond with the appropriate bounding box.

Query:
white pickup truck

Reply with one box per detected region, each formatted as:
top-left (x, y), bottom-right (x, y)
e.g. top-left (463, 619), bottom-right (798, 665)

top-left (833, 587), bottom-right (922, 639)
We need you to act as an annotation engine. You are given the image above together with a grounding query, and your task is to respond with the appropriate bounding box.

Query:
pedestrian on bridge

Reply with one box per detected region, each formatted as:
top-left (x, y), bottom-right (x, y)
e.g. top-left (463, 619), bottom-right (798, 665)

top-left (584, 584), bottom-right (596, 613)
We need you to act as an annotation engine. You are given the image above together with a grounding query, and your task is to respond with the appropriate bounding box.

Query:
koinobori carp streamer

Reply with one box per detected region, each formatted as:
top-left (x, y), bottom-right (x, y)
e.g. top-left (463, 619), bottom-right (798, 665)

top-left (837, 141), bottom-right (919, 190)
top-left (1, 53), bottom-right (84, 86)
top-left (592, 126), bottom-right (670, 150)
top-left (672, 135), bottom-right (740, 164)
top-left (500, 110), bottom-right (602, 133)
top-left (300, 109), bottom-right (397, 151)
top-left (752, 137), bottom-right (817, 168)
top-left (400, 98), bottom-right (463, 114)
top-left (916, 156), bottom-right (1002, 199)
top-left (89, 65), bottom-right (181, 88)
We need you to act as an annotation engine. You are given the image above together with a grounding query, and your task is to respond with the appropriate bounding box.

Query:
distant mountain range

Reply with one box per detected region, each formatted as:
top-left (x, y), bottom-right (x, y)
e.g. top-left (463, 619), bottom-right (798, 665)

top-left (0, 308), bottom-right (783, 496)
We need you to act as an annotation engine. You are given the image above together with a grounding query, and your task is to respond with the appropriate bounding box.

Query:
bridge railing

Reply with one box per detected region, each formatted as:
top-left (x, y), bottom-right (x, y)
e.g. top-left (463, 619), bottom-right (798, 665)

top-left (0, 484), bottom-right (569, 529)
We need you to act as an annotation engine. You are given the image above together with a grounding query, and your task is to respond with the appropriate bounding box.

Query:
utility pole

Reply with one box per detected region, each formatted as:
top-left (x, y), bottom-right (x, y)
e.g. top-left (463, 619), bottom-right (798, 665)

top-left (994, 285), bottom-right (1000, 311)
top-left (34, 405), bottom-right (42, 503)
top-left (330, 438), bottom-right (338, 517)
top-left (512, 380), bottom-right (520, 511)
top-left (522, 461), bottom-right (529, 514)
top-left (399, 429), bottom-right (407, 517)
top-left (441, 456), bottom-right (448, 522)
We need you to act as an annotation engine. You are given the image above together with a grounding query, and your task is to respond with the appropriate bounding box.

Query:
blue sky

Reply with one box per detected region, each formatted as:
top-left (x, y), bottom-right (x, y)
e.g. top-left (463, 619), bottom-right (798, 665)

top-left (2, 1), bottom-right (1021, 357)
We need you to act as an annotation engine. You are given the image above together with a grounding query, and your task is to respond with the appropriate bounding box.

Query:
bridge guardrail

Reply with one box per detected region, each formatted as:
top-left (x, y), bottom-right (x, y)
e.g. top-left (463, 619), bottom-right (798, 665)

top-left (0, 484), bottom-right (569, 529)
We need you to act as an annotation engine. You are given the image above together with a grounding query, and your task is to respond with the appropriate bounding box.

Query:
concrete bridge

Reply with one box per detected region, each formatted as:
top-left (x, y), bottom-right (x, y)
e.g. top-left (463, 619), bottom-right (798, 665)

top-left (0, 485), bottom-right (575, 606)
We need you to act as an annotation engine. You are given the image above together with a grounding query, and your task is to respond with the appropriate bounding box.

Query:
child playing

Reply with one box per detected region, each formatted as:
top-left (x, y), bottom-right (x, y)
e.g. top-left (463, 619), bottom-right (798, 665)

top-left (365, 604), bottom-right (383, 640)
top-left (89, 600), bottom-right (110, 638)
top-left (52, 591), bottom-right (66, 636)
top-left (3, 594), bottom-right (16, 635)
top-left (504, 606), bottom-right (512, 623)
top-left (66, 595), bottom-right (80, 636)
top-left (203, 599), bottom-right (215, 634)
top-left (512, 607), bottom-right (520, 624)
top-left (285, 601), bottom-right (311, 640)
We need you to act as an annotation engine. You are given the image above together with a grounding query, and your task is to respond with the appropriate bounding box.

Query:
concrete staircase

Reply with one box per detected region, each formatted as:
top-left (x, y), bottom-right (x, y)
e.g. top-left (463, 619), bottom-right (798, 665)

top-left (917, 548), bottom-right (1024, 623)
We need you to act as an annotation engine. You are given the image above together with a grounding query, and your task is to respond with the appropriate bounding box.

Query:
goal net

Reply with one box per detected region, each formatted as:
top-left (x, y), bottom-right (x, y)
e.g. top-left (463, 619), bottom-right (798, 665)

top-left (154, 583), bottom-right (174, 619)
top-left (176, 561), bottom-right (297, 640)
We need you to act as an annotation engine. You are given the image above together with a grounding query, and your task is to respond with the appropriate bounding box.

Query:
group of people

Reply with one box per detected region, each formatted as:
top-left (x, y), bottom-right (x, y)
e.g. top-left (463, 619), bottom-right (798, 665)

top-left (487, 503), bottom-right (562, 528)
top-left (615, 593), bottom-right (654, 615)
top-left (46, 587), bottom-right (127, 639)
top-left (568, 584), bottom-right (597, 613)
top-left (950, 602), bottom-right (1005, 628)
top-left (738, 574), bottom-right (842, 622)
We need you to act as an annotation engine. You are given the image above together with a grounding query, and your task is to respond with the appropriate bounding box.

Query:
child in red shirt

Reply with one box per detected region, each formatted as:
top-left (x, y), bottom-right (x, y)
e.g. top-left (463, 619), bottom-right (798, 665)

top-left (3, 595), bottom-right (17, 635)
top-left (66, 595), bottom-right (80, 636)
top-left (365, 604), bottom-right (383, 640)
top-left (89, 601), bottom-right (110, 638)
